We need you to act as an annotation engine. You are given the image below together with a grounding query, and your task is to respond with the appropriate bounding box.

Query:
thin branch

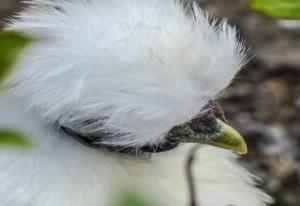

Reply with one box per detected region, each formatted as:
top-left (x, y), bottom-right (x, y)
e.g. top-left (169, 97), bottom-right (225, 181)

top-left (186, 145), bottom-right (201, 206)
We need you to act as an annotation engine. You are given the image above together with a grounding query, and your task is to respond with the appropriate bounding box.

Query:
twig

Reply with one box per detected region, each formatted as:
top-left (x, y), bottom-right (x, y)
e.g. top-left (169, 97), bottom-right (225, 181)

top-left (186, 145), bottom-right (201, 206)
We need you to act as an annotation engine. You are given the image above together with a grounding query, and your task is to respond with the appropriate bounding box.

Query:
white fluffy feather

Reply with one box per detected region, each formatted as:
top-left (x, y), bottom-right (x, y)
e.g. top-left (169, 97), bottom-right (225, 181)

top-left (0, 0), bottom-right (271, 205)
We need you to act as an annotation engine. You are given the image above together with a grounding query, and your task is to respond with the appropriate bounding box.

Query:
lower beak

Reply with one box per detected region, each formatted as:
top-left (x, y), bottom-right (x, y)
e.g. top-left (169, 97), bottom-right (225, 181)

top-left (207, 119), bottom-right (247, 155)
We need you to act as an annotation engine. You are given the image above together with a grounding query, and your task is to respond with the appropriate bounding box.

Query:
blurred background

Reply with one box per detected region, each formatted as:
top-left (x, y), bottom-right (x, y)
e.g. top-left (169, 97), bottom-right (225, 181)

top-left (1, 0), bottom-right (299, 205)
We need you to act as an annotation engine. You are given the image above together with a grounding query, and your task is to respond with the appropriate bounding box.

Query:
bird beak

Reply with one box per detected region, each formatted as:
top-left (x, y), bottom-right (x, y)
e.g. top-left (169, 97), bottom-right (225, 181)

top-left (207, 119), bottom-right (247, 155)
top-left (166, 118), bottom-right (248, 155)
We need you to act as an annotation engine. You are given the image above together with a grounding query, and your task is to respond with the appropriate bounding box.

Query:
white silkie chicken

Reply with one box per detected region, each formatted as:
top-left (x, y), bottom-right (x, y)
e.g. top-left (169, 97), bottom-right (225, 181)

top-left (0, 0), bottom-right (272, 206)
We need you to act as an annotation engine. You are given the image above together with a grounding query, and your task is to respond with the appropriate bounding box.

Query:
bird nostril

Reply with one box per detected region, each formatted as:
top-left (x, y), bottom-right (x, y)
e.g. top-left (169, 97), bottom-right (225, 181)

top-left (190, 109), bottom-right (218, 134)
top-left (188, 100), bottom-right (230, 134)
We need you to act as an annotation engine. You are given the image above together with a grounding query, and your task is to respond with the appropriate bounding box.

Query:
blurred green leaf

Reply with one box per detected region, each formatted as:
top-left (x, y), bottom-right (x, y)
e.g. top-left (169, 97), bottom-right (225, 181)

top-left (111, 191), bottom-right (158, 206)
top-left (0, 129), bottom-right (31, 148)
top-left (0, 31), bottom-right (31, 82)
top-left (250, 0), bottom-right (300, 19)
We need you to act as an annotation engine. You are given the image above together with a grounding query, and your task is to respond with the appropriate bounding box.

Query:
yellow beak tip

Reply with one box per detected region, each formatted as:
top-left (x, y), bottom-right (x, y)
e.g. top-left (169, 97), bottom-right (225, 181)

top-left (209, 119), bottom-right (249, 155)
top-left (236, 144), bottom-right (248, 155)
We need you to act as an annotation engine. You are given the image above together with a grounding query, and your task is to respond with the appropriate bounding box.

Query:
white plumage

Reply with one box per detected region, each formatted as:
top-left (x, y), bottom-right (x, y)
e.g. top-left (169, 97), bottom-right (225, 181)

top-left (0, 0), bottom-right (271, 205)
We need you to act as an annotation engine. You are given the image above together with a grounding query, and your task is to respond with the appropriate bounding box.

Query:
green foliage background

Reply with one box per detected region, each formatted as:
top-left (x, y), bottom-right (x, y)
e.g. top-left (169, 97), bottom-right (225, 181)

top-left (250, 0), bottom-right (300, 19)
top-left (0, 31), bottom-right (30, 82)
top-left (110, 191), bottom-right (158, 206)
top-left (0, 31), bottom-right (31, 148)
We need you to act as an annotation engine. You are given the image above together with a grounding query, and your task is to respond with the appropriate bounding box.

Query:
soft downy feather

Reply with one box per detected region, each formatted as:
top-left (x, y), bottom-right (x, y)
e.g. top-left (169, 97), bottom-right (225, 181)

top-left (7, 0), bottom-right (248, 147)
top-left (0, 0), bottom-right (271, 205)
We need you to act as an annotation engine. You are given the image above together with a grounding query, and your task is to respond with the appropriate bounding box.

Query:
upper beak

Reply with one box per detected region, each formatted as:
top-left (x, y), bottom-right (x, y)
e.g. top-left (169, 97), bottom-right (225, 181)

top-left (207, 119), bottom-right (247, 155)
